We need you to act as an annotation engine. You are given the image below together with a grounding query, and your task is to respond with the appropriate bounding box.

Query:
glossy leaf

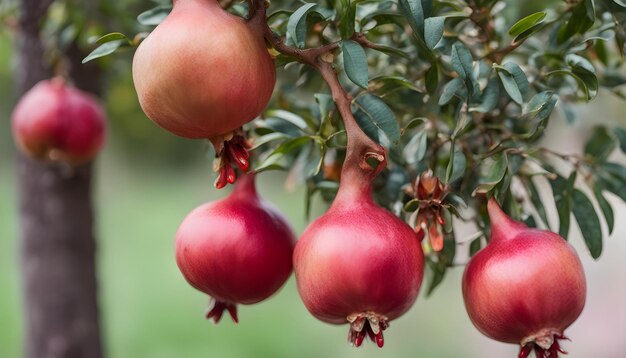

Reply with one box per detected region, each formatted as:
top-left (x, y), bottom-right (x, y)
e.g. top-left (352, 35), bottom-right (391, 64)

top-left (613, 127), bottom-right (626, 153)
top-left (82, 40), bottom-right (126, 64)
top-left (593, 185), bottom-right (615, 235)
top-left (352, 94), bottom-right (401, 144)
top-left (572, 189), bottom-right (603, 259)
top-left (584, 126), bottom-right (617, 162)
top-left (509, 11), bottom-right (547, 37)
top-left (473, 153), bottom-right (508, 195)
top-left (137, 5), bottom-right (172, 26)
top-left (424, 16), bottom-right (445, 49)
top-left (341, 40), bottom-right (369, 89)
top-left (550, 173), bottom-right (576, 239)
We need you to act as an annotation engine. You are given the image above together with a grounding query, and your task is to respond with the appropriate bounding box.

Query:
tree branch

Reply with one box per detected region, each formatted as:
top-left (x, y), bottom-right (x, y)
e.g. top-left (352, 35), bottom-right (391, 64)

top-left (247, 0), bottom-right (386, 176)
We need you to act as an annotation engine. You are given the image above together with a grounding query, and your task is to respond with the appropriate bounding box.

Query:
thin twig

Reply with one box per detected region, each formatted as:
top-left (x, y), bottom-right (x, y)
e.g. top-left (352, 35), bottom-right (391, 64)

top-left (247, 0), bottom-right (386, 173)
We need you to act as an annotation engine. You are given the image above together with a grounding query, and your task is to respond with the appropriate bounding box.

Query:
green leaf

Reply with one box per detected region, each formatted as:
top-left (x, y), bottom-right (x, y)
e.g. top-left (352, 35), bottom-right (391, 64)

top-left (265, 109), bottom-right (310, 131)
top-left (341, 40), bottom-right (369, 89)
top-left (82, 40), bottom-right (125, 64)
top-left (520, 91), bottom-right (558, 139)
top-left (287, 3), bottom-right (328, 48)
top-left (95, 32), bottom-right (130, 45)
top-left (448, 149), bottom-right (467, 183)
top-left (250, 132), bottom-right (291, 150)
top-left (613, 127), bottom-right (626, 153)
top-left (550, 172), bottom-right (576, 239)
top-left (137, 5), bottom-right (172, 26)
top-left (352, 94), bottom-right (401, 144)
top-left (370, 76), bottom-right (421, 94)
top-left (470, 77), bottom-right (500, 113)
top-left (572, 189), bottom-right (603, 259)
top-left (398, 0), bottom-right (425, 34)
top-left (567, 54), bottom-right (598, 100)
top-left (593, 185), bottom-right (615, 235)
top-left (425, 63), bottom-right (439, 94)
top-left (561, 0), bottom-right (595, 42)
top-left (439, 77), bottom-right (465, 105)
top-left (469, 237), bottom-right (482, 257)
top-left (509, 11), bottom-right (547, 37)
top-left (603, 162), bottom-right (626, 180)
top-left (426, 235), bottom-right (456, 296)
top-left (524, 177), bottom-right (550, 229)
top-left (270, 136), bottom-right (312, 155)
top-left (500, 62), bottom-right (530, 101)
top-left (451, 42), bottom-right (480, 97)
top-left (403, 130), bottom-right (428, 164)
top-left (424, 16), bottom-right (445, 49)
top-left (597, 162), bottom-right (626, 202)
top-left (497, 69), bottom-right (523, 105)
top-left (451, 42), bottom-right (472, 80)
top-left (404, 199), bottom-right (421, 212)
top-left (338, 0), bottom-right (357, 38)
top-left (473, 153), bottom-right (508, 195)
top-left (584, 126), bottom-right (617, 162)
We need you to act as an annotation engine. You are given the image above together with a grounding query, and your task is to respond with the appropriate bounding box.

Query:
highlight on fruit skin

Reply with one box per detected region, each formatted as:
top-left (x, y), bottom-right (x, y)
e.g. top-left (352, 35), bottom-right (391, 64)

top-left (175, 174), bottom-right (295, 323)
top-left (11, 78), bottom-right (106, 165)
top-left (132, 0), bottom-right (276, 140)
top-left (462, 198), bottom-right (586, 358)
top-left (293, 161), bottom-right (424, 348)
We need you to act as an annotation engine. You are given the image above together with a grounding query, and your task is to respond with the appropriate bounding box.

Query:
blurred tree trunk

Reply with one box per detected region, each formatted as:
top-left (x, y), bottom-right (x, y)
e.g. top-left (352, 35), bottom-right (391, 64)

top-left (16, 1), bottom-right (104, 358)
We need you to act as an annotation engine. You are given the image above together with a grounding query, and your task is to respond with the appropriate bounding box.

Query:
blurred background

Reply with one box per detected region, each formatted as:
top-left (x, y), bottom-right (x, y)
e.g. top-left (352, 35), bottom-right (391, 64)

top-left (1, 1), bottom-right (626, 357)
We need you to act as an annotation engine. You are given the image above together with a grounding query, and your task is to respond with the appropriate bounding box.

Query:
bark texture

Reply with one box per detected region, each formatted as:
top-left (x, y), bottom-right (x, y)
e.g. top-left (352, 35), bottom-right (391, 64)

top-left (16, 1), bottom-right (104, 357)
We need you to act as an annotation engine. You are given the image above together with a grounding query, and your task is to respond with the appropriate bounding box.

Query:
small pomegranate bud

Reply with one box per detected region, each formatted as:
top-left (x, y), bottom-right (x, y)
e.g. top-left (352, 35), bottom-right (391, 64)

top-left (414, 169), bottom-right (447, 200)
top-left (12, 78), bottom-right (106, 165)
top-left (410, 170), bottom-right (450, 251)
top-left (462, 198), bottom-right (586, 357)
top-left (176, 174), bottom-right (295, 323)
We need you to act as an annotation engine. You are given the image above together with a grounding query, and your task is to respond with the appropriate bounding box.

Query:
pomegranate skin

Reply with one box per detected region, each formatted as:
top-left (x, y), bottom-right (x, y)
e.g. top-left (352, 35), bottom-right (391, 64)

top-left (294, 174), bottom-right (424, 346)
top-left (175, 174), bottom-right (294, 322)
top-left (462, 199), bottom-right (586, 355)
top-left (11, 79), bottom-right (106, 165)
top-left (132, 0), bottom-right (276, 139)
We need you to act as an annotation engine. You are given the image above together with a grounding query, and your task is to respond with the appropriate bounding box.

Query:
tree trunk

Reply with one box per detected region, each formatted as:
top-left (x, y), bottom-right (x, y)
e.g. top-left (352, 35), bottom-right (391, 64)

top-left (16, 1), bottom-right (104, 357)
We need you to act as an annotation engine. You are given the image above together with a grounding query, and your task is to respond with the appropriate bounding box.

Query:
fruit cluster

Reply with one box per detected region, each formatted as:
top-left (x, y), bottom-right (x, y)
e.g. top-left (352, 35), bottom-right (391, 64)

top-left (10, 1), bottom-right (588, 356)
top-left (129, 1), bottom-right (588, 357)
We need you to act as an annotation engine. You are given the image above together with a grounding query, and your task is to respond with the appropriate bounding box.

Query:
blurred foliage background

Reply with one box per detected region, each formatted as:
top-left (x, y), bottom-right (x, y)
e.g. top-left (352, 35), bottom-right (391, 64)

top-left (1, 0), bottom-right (626, 357)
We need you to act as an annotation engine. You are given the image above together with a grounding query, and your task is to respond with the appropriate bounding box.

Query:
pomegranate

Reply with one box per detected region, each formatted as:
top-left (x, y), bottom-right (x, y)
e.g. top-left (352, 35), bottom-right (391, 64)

top-left (175, 174), bottom-right (294, 323)
top-left (294, 157), bottom-right (424, 347)
top-left (462, 198), bottom-right (586, 358)
top-left (11, 78), bottom-right (106, 165)
top-left (132, 0), bottom-right (276, 140)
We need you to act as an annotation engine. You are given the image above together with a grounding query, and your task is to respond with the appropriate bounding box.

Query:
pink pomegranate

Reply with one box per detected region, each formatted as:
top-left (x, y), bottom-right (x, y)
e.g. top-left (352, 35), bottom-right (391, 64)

top-left (175, 174), bottom-right (294, 322)
top-left (462, 198), bottom-right (586, 358)
top-left (12, 78), bottom-right (106, 165)
top-left (132, 0), bottom-right (276, 140)
top-left (294, 160), bottom-right (424, 347)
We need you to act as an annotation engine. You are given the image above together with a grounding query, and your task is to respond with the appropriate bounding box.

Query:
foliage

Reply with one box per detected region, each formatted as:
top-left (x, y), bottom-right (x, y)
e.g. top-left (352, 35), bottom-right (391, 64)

top-left (86, 0), bottom-right (626, 293)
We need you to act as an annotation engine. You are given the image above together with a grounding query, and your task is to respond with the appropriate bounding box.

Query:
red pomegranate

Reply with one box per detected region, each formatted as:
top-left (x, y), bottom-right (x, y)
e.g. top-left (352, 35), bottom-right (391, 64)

top-left (462, 198), bottom-right (586, 358)
top-left (12, 78), bottom-right (106, 165)
top-left (294, 160), bottom-right (424, 347)
top-left (175, 174), bottom-right (294, 322)
top-left (132, 0), bottom-right (276, 140)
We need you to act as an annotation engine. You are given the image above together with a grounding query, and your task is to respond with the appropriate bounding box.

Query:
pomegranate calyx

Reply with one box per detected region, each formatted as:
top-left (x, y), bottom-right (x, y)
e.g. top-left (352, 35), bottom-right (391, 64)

top-left (347, 312), bottom-right (389, 348)
top-left (211, 131), bottom-right (251, 189)
top-left (205, 298), bottom-right (239, 324)
top-left (519, 331), bottom-right (569, 358)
